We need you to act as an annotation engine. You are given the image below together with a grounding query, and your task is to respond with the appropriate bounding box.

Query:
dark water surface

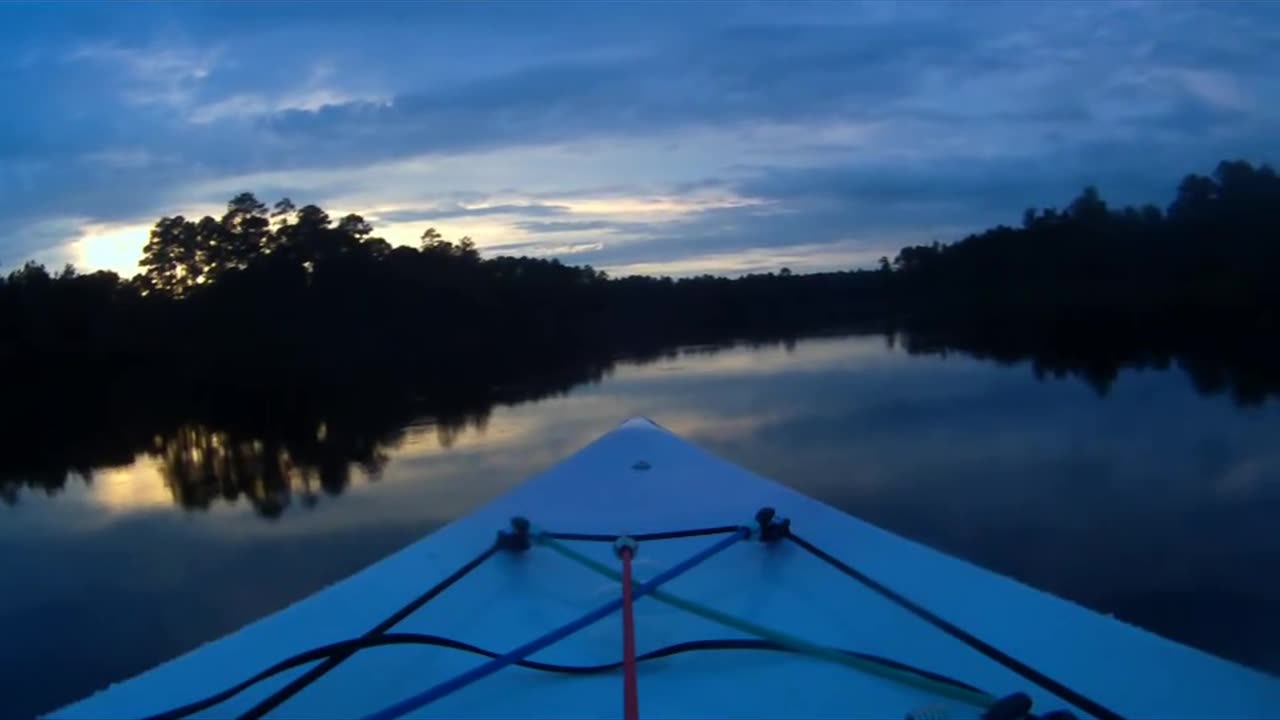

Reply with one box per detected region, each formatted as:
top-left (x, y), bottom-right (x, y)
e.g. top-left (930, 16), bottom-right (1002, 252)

top-left (4, 334), bottom-right (1280, 718)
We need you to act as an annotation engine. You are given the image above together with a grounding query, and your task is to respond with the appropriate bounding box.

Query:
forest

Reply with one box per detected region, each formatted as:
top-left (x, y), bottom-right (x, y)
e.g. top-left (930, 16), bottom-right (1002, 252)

top-left (3, 159), bottom-right (1279, 511)
top-left (4, 158), bottom-right (1277, 389)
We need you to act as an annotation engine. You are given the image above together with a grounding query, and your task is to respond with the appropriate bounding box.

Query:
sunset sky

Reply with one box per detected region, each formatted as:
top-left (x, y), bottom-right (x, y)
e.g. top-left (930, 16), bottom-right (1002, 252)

top-left (3, 1), bottom-right (1278, 277)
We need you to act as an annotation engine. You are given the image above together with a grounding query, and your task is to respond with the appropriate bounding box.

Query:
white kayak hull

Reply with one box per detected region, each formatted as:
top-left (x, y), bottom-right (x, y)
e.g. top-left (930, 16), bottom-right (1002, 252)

top-left (51, 418), bottom-right (1280, 719)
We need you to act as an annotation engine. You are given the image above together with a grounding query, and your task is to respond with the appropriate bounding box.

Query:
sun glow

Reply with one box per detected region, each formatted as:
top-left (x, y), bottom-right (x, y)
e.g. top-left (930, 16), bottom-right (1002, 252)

top-left (85, 458), bottom-right (174, 513)
top-left (71, 223), bottom-right (150, 277)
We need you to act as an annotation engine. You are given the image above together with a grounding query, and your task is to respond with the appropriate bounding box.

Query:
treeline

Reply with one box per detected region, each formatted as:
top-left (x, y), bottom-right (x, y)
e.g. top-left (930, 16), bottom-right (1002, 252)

top-left (890, 159), bottom-right (1279, 332)
top-left (0, 195), bottom-right (886, 396)
top-left (884, 159), bottom-right (1280, 400)
top-left (2, 158), bottom-right (1279, 405)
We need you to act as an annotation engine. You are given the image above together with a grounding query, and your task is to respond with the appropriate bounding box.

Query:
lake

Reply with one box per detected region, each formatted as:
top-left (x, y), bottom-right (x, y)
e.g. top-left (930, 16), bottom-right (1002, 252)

top-left (4, 333), bottom-right (1279, 719)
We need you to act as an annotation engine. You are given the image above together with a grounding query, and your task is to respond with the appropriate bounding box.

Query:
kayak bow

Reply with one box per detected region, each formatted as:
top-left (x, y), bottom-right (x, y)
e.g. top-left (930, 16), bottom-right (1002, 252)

top-left (50, 417), bottom-right (1280, 719)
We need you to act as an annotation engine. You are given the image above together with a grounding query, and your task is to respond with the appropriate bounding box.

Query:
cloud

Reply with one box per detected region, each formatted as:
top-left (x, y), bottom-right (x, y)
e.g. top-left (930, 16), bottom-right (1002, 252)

top-left (2, 218), bottom-right (86, 271)
top-left (67, 42), bottom-right (219, 110)
top-left (488, 241), bottom-right (606, 258)
top-left (601, 241), bottom-right (889, 279)
top-left (188, 90), bottom-right (391, 124)
top-left (2, 1), bottom-right (1279, 275)
top-left (562, 199), bottom-right (951, 275)
top-left (514, 220), bottom-right (627, 234)
top-left (1170, 69), bottom-right (1252, 112)
top-left (373, 203), bottom-right (571, 224)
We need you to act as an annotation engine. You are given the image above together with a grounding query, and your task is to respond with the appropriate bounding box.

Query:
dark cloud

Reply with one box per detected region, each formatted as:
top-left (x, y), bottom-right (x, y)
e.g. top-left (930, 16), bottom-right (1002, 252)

top-left (251, 17), bottom-right (998, 166)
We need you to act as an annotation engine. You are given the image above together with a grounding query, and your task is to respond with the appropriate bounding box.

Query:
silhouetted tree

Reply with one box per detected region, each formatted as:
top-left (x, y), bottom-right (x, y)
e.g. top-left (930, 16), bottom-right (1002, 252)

top-left (139, 216), bottom-right (203, 295)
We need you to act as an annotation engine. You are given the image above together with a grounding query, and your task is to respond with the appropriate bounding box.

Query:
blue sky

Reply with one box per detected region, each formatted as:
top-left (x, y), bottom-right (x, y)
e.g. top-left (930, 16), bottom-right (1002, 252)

top-left (3, 1), bottom-right (1278, 277)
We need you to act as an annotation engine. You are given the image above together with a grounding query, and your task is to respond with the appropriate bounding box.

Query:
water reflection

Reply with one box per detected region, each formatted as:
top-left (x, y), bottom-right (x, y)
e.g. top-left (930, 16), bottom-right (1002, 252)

top-left (3, 333), bottom-right (1280, 720)
top-left (902, 329), bottom-right (1280, 406)
top-left (3, 409), bottom-right (415, 518)
top-left (152, 422), bottom-right (385, 517)
top-left (4, 332), bottom-right (1280, 518)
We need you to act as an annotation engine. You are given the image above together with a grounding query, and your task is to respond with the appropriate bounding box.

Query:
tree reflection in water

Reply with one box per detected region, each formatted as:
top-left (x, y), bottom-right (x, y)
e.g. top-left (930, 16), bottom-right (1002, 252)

top-left (5, 331), bottom-right (1280, 516)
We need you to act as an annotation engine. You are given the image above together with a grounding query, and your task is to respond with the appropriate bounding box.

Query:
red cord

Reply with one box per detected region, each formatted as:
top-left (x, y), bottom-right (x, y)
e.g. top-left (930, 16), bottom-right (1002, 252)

top-left (620, 546), bottom-right (640, 720)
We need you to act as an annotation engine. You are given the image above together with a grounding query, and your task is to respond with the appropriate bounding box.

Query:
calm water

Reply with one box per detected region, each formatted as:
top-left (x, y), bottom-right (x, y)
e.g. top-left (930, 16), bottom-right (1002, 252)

top-left (4, 334), bottom-right (1280, 718)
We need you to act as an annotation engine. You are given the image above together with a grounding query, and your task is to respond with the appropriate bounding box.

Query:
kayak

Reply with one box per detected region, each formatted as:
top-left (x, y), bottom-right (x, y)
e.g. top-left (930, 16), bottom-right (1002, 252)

top-left (50, 417), bottom-right (1280, 719)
